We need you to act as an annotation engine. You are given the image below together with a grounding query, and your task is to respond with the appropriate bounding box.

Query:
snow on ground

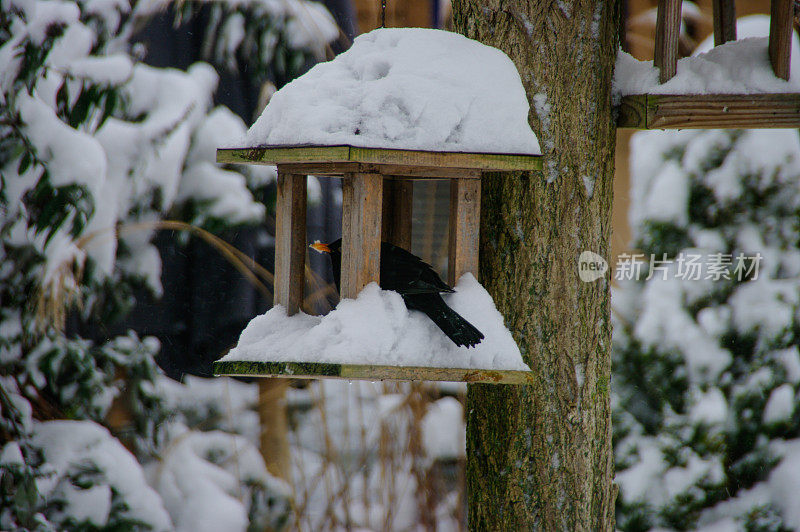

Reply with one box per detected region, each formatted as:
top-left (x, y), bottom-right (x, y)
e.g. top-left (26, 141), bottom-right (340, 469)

top-left (614, 16), bottom-right (800, 96)
top-left (221, 273), bottom-right (529, 371)
top-left (242, 28), bottom-right (541, 155)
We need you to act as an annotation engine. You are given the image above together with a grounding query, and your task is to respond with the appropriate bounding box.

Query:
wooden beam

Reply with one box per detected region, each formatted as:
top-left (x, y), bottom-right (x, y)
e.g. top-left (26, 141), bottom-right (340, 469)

top-left (274, 171), bottom-right (307, 314)
top-left (214, 360), bottom-right (535, 385)
top-left (381, 179), bottom-right (413, 250)
top-left (654, 0), bottom-right (682, 83)
top-left (616, 94), bottom-right (649, 129)
top-left (616, 93), bottom-right (800, 129)
top-left (769, 0), bottom-right (793, 80)
top-left (277, 162), bottom-right (482, 179)
top-left (448, 178), bottom-right (481, 286)
top-left (712, 0), bottom-right (736, 46)
top-left (218, 145), bottom-right (542, 172)
top-left (341, 172), bottom-right (383, 298)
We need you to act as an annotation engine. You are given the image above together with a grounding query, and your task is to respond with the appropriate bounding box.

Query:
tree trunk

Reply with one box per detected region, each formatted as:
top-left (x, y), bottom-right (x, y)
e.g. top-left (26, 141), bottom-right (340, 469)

top-left (452, 1), bottom-right (619, 530)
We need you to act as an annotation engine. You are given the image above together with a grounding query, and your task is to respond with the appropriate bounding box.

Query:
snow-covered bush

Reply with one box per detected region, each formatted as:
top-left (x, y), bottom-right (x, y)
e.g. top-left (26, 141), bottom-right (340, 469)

top-left (613, 128), bottom-right (800, 531)
top-left (148, 425), bottom-right (291, 532)
top-left (0, 0), bottom-right (335, 528)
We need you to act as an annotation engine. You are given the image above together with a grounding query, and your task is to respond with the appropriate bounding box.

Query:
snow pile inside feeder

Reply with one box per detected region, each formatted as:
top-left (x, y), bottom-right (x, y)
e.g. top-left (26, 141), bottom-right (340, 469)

top-left (243, 28), bottom-right (541, 155)
top-left (221, 274), bottom-right (529, 371)
top-left (614, 18), bottom-right (800, 96)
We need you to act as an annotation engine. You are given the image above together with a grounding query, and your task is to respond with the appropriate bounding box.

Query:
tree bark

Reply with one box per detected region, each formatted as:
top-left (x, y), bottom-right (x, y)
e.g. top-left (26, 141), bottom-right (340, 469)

top-left (452, 1), bottom-right (618, 530)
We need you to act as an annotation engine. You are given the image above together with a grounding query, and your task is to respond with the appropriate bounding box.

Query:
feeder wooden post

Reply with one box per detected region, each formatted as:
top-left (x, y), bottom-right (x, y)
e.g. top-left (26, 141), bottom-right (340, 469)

top-left (258, 170), bottom-right (306, 483)
top-left (274, 171), bottom-right (307, 314)
top-left (448, 178), bottom-right (481, 286)
top-left (654, 0), bottom-right (681, 83)
top-left (381, 179), bottom-right (413, 249)
top-left (342, 173), bottom-right (383, 298)
top-left (712, 0), bottom-right (736, 46)
top-left (769, 0), bottom-right (793, 80)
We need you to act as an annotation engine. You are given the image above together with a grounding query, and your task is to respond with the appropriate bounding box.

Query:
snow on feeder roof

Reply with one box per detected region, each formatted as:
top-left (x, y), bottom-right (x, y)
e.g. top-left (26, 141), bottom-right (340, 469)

top-left (242, 27), bottom-right (541, 155)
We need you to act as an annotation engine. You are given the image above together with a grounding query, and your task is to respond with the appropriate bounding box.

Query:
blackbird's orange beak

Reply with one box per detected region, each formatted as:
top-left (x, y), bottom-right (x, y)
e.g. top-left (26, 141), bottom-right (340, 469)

top-left (309, 241), bottom-right (331, 254)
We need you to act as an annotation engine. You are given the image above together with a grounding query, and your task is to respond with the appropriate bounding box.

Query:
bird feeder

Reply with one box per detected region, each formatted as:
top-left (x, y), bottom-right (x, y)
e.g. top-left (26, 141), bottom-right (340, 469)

top-left (212, 145), bottom-right (540, 383)
top-left (617, 0), bottom-right (800, 129)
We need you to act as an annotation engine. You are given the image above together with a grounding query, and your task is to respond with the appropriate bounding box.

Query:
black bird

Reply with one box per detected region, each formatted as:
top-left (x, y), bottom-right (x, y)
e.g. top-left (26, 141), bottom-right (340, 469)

top-left (310, 239), bottom-right (484, 348)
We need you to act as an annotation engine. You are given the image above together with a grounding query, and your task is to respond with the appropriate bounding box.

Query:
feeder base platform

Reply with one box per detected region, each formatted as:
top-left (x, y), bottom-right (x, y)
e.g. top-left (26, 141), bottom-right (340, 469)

top-left (617, 93), bottom-right (800, 130)
top-left (213, 360), bottom-right (534, 384)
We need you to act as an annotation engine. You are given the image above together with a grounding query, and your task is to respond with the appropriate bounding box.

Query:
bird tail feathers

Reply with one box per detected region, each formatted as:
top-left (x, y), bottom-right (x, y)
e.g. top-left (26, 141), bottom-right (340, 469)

top-left (405, 294), bottom-right (484, 348)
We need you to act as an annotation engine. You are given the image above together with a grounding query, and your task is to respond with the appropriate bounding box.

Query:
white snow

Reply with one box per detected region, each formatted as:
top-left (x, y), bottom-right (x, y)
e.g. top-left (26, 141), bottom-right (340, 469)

top-left (17, 91), bottom-right (106, 196)
top-left (243, 28), bottom-right (541, 155)
top-left (642, 160), bottom-right (689, 226)
top-left (156, 375), bottom-right (261, 443)
top-left (614, 22), bottom-right (800, 96)
top-left (689, 387), bottom-right (728, 426)
top-left (695, 518), bottom-right (738, 532)
top-left (0, 442), bottom-right (25, 466)
top-left (177, 162), bottom-right (265, 223)
top-left (634, 276), bottom-right (731, 383)
top-left (64, 54), bottom-right (133, 85)
top-left (729, 279), bottom-right (798, 339)
top-left (696, 439), bottom-right (800, 529)
top-left (282, 0), bottom-right (339, 51)
top-left (696, 305), bottom-right (731, 339)
top-left (422, 397), bottom-right (466, 460)
top-left (180, 107), bottom-right (271, 224)
top-left (775, 346), bottom-right (800, 384)
top-left (26, 0), bottom-right (80, 43)
top-left (766, 440), bottom-right (800, 529)
top-left (762, 383), bottom-right (795, 424)
top-left (31, 420), bottom-right (172, 530)
top-left (664, 453), bottom-right (725, 501)
top-left (221, 274), bottom-right (529, 371)
top-left (615, 437), bottom-right (667, 504)
top-left (149, 426), bottom-right (289, 532)
top-left (694, 16), bottom-right (800, 70)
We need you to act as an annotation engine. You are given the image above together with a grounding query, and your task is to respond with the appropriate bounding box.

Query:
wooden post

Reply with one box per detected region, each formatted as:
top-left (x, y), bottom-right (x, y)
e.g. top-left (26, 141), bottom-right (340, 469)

top-left (654, 0), bottom-right (682, 83)
top-left (712, 0), bottom-right (736, 46)
top-left (769, 0), bottom-right (793, 80)
top-left (341, 173), bottom-right (383, 298)
top-left (274, 171), bottom-right (307, 314)
top-left (448, 177), bottom-right (481, 286)
top-left (381, 178), bottom-right (413, 249)
top-left (259, 170), bottom-right (306, 483)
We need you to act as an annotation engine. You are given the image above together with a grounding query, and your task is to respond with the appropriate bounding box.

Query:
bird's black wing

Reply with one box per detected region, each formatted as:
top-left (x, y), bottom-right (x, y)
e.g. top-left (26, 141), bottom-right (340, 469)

top-left (379, 242), bottom-right (454, 295)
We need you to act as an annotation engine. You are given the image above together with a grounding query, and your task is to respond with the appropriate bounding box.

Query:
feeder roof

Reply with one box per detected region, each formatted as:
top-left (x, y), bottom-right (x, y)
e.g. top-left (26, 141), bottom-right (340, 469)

top-left (242, 28), bottom-right (541, 156)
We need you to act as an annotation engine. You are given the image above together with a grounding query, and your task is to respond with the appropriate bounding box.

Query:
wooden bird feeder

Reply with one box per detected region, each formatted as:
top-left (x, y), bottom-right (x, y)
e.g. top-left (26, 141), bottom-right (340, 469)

top-left (617, 0), bottom-right (800, 129)
top-left (212, 144), bottom-right (541, 384)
